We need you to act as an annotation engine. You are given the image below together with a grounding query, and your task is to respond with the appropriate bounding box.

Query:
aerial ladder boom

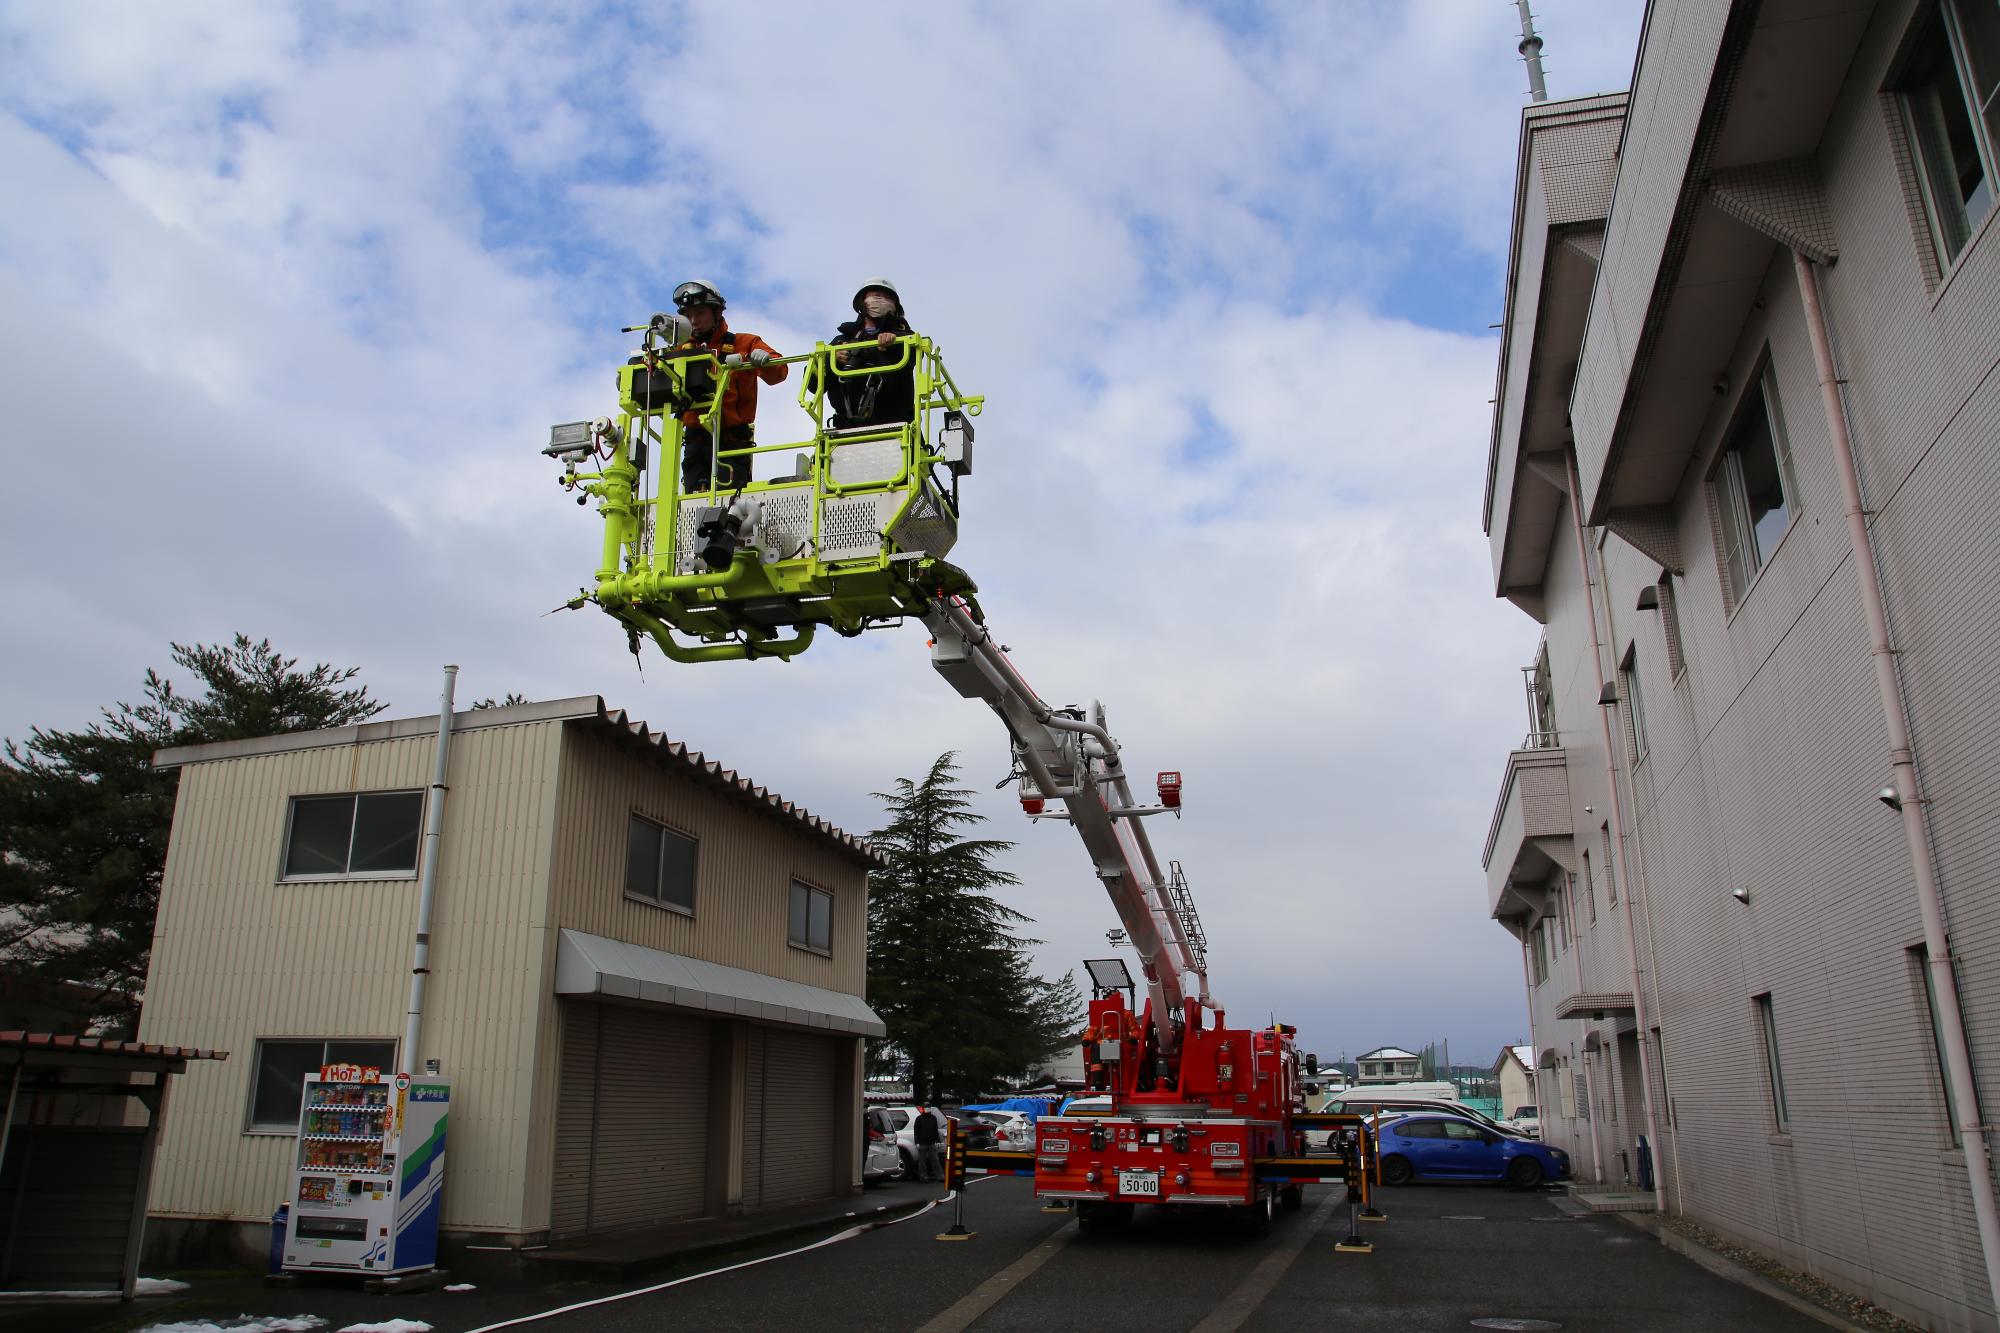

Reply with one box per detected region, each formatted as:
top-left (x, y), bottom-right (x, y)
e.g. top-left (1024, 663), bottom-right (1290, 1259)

top-left (923, 594), bottom-right (1210, 1054)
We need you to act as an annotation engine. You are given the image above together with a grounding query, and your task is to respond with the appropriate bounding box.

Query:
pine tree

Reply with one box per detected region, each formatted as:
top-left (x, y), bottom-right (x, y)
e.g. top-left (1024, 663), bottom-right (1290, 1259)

top-left (867, 752), bottom-right (1083, 1102)
top-left (0, 636), bottom-right (385, 1034)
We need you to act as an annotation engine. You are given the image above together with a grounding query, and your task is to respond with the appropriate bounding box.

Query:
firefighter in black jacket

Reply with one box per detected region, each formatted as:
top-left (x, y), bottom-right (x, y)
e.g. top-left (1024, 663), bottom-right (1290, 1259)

top-left (825, 278), bottom-right (916, 430)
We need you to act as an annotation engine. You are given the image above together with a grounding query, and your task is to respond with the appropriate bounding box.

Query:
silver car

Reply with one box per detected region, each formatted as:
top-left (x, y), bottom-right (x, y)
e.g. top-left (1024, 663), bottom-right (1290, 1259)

top-left (863, 1107), bottom-right (906, 1184)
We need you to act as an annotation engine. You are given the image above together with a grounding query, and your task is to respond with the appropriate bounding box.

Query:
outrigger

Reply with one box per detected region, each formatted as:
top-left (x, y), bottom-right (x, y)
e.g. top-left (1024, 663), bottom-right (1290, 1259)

top-left (546, 311), bottom-right (1385, 1244)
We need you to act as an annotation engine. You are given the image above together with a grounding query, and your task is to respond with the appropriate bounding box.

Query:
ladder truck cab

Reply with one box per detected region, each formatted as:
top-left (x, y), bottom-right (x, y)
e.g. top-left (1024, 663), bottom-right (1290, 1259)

top-left (546, 305), bottom-right (1326, 1234)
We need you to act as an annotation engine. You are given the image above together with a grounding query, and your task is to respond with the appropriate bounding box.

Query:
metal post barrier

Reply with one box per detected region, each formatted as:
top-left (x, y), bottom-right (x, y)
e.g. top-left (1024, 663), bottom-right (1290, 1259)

top-left (1358, 1124), bottom-right (1386, 1222)
top-left (1335, 1131), bottom-right (1374, 1254)
top-left (937, 1121), bottom-right (975, 1241)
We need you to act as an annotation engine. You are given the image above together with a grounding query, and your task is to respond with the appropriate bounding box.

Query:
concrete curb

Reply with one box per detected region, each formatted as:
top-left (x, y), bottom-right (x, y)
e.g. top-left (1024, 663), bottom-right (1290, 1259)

top-left (1619, 1212), bottom-right (1875, 1333)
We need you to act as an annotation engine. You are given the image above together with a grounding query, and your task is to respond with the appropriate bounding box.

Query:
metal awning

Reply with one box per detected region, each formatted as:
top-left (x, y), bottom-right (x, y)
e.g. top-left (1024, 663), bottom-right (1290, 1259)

top-left (554, 929), bottom-right (886, 1038)
top-left (1555, 991), bottom-right (1636, 1021)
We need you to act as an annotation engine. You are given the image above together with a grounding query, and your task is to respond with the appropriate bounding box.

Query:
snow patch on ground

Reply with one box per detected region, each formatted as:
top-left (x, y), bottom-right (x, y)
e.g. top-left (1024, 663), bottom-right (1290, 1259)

top-left (137, 1278), bottom-right (193, 1295)
top-left (443, 1283), bottom-right (476, 1292)
top-left (336, 1321), bottom-right (433, 1333)
top-left (135, 1318), bottom-right (327, 1333)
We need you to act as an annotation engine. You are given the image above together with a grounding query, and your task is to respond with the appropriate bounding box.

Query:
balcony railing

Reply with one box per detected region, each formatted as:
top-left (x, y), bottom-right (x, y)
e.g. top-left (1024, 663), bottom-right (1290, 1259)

top-left (1520, 661), bottom-right (1559, 749)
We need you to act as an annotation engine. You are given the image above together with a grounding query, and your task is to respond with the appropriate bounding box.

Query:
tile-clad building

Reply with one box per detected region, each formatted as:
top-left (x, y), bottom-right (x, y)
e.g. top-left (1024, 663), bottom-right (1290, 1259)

top-left (138, 695), bottom-right (883, 1259)
top-left (1481, 2), bottom-right (2000, 1328)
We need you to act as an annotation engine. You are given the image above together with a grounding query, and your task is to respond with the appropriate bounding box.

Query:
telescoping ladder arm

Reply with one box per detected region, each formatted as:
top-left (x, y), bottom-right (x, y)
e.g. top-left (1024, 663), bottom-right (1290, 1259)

top-left (922, 595), bottom-right (1211, 1054)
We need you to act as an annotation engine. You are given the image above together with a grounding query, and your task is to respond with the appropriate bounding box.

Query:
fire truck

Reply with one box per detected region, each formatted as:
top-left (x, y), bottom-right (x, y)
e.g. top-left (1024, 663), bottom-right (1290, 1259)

top-left (545, 308), bottom-right (1377, 1236)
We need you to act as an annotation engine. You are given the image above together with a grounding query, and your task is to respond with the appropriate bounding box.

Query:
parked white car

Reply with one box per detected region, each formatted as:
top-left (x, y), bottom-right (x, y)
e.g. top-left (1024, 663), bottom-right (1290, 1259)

top-left (976, 1109), bottom-right (1033, 1151)
top-left (863, 1107), bottom-right (905, 1184)
top-left (1506, 1104), bottom-right (1542, 1139)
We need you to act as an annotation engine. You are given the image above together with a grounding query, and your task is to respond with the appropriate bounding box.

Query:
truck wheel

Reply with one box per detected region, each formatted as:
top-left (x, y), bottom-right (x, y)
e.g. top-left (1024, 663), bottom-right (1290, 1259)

top-left (1380, 1155), bottom-right (1414, 1187)
top-left (1241, 1187), bottom-right (1275, 1235)
top-left (1280, 1184), bottom-right (1303, 1212)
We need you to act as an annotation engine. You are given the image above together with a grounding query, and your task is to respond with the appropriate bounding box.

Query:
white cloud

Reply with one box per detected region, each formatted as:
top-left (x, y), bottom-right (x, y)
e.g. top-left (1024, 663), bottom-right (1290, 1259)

top-left (0, 0), bottom-right (1644, 1061)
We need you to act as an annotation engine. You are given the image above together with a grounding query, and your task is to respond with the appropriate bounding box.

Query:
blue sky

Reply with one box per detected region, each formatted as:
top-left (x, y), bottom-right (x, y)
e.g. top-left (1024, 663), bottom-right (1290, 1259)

top-left (0, 0), bottom-right (1645, 1066)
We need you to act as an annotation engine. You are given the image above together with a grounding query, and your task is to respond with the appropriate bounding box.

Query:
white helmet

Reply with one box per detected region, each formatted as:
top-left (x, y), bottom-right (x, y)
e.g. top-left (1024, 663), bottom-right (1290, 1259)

top-left (673, 279), bottom-right (726, 311)
top-left (852, 278), bottom-right (901, 313)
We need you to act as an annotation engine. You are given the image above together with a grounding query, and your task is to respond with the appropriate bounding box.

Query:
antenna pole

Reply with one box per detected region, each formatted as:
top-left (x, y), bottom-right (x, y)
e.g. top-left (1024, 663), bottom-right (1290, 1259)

top-left (1514, 0), bottom-right (1549, 102)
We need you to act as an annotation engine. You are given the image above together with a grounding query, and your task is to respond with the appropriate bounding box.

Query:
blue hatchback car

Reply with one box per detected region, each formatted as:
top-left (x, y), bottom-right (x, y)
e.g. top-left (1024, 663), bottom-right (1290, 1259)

top-left (1374, 1114), bottom-right (1570, 1187)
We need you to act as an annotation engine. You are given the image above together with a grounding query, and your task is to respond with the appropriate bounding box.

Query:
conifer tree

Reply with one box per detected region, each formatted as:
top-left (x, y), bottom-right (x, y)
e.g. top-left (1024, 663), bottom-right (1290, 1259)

top-left (0, 636), bottom-right (385, 1034)
top-left (867, 752), bottom-right (1083, 1102)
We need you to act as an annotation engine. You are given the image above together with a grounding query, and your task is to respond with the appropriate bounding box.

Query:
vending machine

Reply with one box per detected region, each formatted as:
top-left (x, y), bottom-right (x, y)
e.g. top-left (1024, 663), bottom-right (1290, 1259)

top-left (282, 1064), bottom-right (450, 1275)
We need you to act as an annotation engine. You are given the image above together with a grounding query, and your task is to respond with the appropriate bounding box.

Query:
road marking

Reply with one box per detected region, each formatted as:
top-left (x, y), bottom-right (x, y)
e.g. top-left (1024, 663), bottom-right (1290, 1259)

top-left (1189, 1190), bottom-right (1344, 1333)
top-left (457, 1197), bottom-right (948, 1333)
top-left (912, 1217), bottom-right (1080, 1333)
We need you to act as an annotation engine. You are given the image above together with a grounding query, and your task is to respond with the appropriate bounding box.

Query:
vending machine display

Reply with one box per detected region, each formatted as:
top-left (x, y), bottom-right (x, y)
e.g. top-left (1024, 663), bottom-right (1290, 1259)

top-left (283, 1065), bottom-right (449, 1274)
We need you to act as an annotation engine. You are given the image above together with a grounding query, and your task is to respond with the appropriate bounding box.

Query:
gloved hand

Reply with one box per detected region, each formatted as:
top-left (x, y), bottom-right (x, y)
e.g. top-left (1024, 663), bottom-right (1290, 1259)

top-left (723, 352), bottom-right (745, 367)
top-left (749, 347), bottom-right (771, 366)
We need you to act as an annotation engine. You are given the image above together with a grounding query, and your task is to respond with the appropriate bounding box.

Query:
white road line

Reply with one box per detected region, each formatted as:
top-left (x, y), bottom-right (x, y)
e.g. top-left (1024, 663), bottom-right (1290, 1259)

top-left (457, 1197), bottom-right (948, 1333)
top-left (912, 1217), bottom-right (1079, 1333)
top-left (1188, 1191), bottom-right (1344, 1333)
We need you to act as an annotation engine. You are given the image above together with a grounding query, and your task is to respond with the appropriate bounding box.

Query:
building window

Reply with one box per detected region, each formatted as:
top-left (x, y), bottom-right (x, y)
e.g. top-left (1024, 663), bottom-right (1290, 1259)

top-left (282, 791), bottom-right (423, 880)
top-left (1712, 370), bottom-right (1797, 607)
top-left (1600, 825), bottom-right (1618, 906)
top-left (1620, 646), bottom-right (1649, 763)
top-left (789, 880), bottom-right (832, 954)
top-left (1897, 0), bottom-right (1999, 266)
top-left (1573, 1062), bottom-right (1589, 1121)
top-left (1755, 993), bottom-right (1790, 1132)
top-left (1558, 1057), bottom-right (1576, 1118)
top-left (1657, 576), bottom-right (1686, 679)
top-left (247, 1038), bottom-right (396, 1133)
top-left (1652, 1027), bottom-right (1675, 1129)
top-left (625, 814), bottom-right (697, 913)
top-left (1913, 945), bottom-right (1964, 1145)
top-left (1581, 855), bottom-right (1597, 922)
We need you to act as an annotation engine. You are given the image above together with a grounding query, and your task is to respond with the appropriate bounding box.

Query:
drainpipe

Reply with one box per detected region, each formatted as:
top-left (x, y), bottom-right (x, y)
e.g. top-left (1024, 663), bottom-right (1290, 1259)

top-left (1794, 250), bottom-right (2000, 1317)
top-left (1563, 449), bottom-right (1667, 1211)
top-left (1592, 539), bottom-right (1684, 1212)
top-left (402, 665), bottom-right (459, 1072)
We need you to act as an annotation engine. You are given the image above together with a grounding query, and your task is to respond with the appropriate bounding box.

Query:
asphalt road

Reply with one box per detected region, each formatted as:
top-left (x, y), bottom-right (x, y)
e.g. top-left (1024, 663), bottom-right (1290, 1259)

top-left (22, 1178), bottom-right (1836, 1333)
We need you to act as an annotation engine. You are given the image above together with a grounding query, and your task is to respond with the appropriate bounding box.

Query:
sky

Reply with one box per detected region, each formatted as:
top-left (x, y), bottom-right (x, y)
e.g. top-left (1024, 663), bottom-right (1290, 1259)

top-left (0, 1), bottom-right (1646, 1069)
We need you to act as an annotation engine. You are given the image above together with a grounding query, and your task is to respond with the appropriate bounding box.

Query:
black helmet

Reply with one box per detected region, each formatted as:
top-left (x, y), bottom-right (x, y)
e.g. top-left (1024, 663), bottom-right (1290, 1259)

top-left (673, 279), bottom-right (726, 312)
top-left (852, 278), bottom-right (902, 314)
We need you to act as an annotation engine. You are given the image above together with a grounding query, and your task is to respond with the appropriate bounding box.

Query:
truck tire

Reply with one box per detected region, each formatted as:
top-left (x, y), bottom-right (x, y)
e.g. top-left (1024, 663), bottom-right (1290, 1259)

top-left (1242, 1187), bottom-right (1275, 1235)
top-left (1280, 1184), bottom-right (1303, 1212)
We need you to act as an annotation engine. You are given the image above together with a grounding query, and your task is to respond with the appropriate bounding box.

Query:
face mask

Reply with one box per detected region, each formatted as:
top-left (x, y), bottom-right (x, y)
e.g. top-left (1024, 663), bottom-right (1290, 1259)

top-left (862, 293), bottom-right (896, 319)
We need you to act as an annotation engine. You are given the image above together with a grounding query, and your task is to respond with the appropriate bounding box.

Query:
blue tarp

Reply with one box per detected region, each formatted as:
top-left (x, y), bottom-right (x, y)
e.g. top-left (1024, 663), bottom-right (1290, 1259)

top-left (961, 1095), bottom-right (1061, 1123)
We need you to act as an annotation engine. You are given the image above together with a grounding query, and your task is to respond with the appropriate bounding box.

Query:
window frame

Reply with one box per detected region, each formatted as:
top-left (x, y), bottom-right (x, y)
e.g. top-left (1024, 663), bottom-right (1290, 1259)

top-left (1657, 575), bottom-right (1687, 681)
top-left (244, 1036), bottom-right (398, 1134)
top-left (624, 812), bottom-right (698, 916)
top-left (1709, 364), bottom-right (1800, 613)
top-left (788, 878), bottom-right (834, 956)
top-left (1894, 0), bottom-right (2000, 272)
top-left (1755, 993), bottom-right (1790, 1133)
top-left (1912, 944), bottom-right (1967, 1146)
top-left (1600, 825), bottom-right (1618, 906)
top-left (1620, 645), bottom-right (1649, 764)
top-left (278, 790), bottom-right (425, 883)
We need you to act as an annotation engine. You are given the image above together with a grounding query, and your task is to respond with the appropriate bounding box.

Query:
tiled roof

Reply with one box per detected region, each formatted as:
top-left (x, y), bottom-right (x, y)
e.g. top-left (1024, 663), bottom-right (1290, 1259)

top-left (578, 702), bottom-right (883, 868)
top-left (0, 1031), bottom-right (228, 1061)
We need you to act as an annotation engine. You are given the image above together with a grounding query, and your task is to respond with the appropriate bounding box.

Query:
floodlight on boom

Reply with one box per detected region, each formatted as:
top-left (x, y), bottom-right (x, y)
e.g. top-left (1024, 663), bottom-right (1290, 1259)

top-left (1085, 957), bottom-right (1135, 994)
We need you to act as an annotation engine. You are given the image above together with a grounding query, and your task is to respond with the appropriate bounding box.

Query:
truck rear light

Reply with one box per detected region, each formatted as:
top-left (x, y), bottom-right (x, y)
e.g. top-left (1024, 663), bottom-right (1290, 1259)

top-left (1022, 797), bottom-right (1045, 814)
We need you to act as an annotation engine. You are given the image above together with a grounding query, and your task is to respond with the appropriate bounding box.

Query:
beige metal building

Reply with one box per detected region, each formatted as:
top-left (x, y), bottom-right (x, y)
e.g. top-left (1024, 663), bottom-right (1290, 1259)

top-left (138, 696), bottom-right (883, 1256)
top-left (1483, 1), bottom-right (2000, 1327)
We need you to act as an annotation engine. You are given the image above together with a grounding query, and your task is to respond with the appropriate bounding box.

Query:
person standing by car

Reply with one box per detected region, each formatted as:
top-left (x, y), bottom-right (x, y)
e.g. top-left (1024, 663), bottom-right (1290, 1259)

top-left (913, 1101), bottom-right (944, 1183)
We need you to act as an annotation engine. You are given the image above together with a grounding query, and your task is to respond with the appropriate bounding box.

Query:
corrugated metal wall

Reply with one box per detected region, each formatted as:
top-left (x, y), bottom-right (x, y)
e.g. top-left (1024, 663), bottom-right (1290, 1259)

top-left (742, 1027), bottom-right (839, 1210)
top-left (139, 719), bottom-right (563, 1232)
top-left (545, 734), bottom-right (870, 993)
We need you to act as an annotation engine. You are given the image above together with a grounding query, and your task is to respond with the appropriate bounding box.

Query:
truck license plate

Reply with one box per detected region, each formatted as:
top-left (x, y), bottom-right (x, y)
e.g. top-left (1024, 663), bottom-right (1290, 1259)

top-left (1118, 1170), bottom-right (1160, 1197)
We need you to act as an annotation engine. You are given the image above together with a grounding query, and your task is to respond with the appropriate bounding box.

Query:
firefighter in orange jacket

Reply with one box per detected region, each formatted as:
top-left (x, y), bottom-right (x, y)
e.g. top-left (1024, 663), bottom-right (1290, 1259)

top-left (668, 279), bottom-right (787, 492)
